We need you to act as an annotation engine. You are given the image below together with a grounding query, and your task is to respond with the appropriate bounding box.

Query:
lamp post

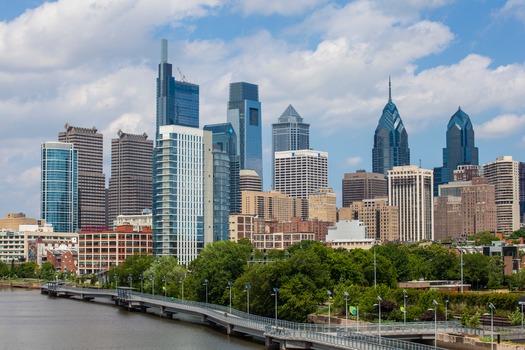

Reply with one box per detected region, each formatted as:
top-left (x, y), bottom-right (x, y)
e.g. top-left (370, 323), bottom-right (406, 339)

top-left (460, 243), bottom-right (464, 293)
top-left (272, 287), bottom-right (279, 323)
top-left (245, 284), bottom-right (251, 314)
top-left (115, 272), bottom-right (118, 290)
top-left (327, 290), bottom-right (332, 327)
top-left (203, 279), bottom-right (209, 304)
top-left (140, 274), bottom-right (144, 293)
top-left (403, 289), bottom-right (407, 325)
top-left (163, 275), bottom-right (167, 299)
top-left (431, 300), bottom-right (438, 350)
top-left (373, 245), bottom-right (377, 289)
top-left (150, 274), bottom-right (155, 295)
top-left (374, 296), bottom-right (382, 344)
top-left (129, 274), bottom-right (133, 288)
top-left (344, 291), bottom-right (349, 333)
top-left (445, 300), bottom-right (449, 322)
top-left (227, 281), bottom-right (233, 313)
top-left (180, 276), bottom-right (185, 302)
top-left (489, 302), bottom-right (496, 350)
top-left (519, 301), bottom-right (525, 329)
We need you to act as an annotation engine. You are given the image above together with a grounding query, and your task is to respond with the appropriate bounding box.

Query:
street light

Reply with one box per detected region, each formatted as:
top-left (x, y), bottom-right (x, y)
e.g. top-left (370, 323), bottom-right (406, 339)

top-left (445, 300), bottom-right (449, 322)
top-left (244, 284), bottom-right (251, 314)
top-left (140, 274), bottom-right (144, 293)
top-left (128, 274), bottom-right (133, 288)
top-left (115, 272), bottom-right (119, 290)
top-left (489, 302), bottom-right (496, 350)
top-left (203, 279), bottom-right (209, 304)
top-left (327, 290), bottom-right (332, 327)
top-left (519, 301), bottom-right (525, 329)
top-left (374, 296), bottom-right (382, 344)
top-left (163, 275), bottom-right (167, 299)
top-left (227, 281), bottom-right (233, 313)
top-left (373, 245), bottom-right (377, 289)
top-left (429, 300), bottom-right (438, 350)
top-left (272, 287), bottom-right (279, 322)
top-left (180, 276), bottom-right (185, 302)
top-left (150, 274), bottom-right (155, 295)
top-left (403, 289), bottom-right (407, 325)
top-left (344, 291), bottom-right (349, 333)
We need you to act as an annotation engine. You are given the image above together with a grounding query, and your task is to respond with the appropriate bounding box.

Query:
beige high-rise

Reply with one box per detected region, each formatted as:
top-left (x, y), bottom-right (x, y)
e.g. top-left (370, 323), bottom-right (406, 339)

top-left (241, 190), bottom-right (305, 221)
top-left (308, 187), bottom-right (336, 223)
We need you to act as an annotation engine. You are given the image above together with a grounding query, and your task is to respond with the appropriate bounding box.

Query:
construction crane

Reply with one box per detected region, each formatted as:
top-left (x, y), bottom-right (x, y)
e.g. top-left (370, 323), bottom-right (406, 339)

top-left (177, 67), bottom-right (188, 83)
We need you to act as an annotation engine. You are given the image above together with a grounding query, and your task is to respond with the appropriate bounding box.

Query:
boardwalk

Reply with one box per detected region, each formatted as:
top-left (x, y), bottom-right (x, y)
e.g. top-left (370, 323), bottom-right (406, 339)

top-left (41, 283), bottom-right (488, 350)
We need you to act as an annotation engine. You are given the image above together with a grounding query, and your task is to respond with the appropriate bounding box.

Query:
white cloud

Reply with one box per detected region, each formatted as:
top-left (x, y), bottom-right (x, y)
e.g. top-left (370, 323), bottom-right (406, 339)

top-left (345, 156), bottom-right (363, 167)
top-left (232, 0), bottom-right (328, 15)
top-left (476, 114), bottom-right (525, 140)
top-left (498, 0), bottom-right (525, 24)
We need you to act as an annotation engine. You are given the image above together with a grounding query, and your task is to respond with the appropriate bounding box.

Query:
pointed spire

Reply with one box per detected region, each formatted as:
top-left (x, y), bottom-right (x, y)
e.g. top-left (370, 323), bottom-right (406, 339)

top-left (388, 76), bottom-right (392, 102)
top-left (161, 39), bottom-right (168, 64)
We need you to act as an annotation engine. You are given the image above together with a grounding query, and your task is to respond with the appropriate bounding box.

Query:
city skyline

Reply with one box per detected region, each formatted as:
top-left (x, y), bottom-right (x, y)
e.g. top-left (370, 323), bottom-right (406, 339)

top-left (2, 1), bottom-right (525, 217)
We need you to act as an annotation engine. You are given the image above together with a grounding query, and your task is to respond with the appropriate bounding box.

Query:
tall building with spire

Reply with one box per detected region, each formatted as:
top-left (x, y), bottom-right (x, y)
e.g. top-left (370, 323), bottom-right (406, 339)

top-left (434, 107), bottom-right (478, 195)
top-left (372, 78), bottom-right (410, 177)
top-left (272, 104), bottom-right (310, 187)
top-left (156, 39), bottom-right (199, 136)
top-left (227, 82), bottom-right (262, 182)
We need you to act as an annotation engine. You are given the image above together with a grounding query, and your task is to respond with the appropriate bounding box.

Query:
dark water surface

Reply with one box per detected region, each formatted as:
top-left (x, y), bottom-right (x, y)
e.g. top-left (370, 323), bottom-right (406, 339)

top-left (0, 288), bottom-right (264, 350)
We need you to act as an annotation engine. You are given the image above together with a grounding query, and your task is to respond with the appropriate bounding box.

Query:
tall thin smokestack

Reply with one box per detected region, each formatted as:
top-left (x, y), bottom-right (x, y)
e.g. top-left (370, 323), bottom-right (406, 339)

top-left (161, 39), bottom-right (168, 64)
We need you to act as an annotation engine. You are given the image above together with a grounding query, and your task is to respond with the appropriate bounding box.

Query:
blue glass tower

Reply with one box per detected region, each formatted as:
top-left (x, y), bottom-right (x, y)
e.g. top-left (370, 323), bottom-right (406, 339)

top-left (227, 82), bottom-right (262, 182)
top-left (41, 142), bottom-right (78, 232)
top-left (434, 107), bottom-right (478, 195)
top-left (372, 78), bottom-right (410, 176)
top-left (156, 39), bottom-right (199, 136)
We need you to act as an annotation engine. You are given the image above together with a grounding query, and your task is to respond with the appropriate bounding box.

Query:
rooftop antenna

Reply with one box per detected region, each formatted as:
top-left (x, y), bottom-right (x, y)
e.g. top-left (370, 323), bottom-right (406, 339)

top-left (161, 39), bottom-right (168, 64)
top-left (419, 159), bottom-right (422, 168)
top-left (388, 76), bottom-right (392, 102)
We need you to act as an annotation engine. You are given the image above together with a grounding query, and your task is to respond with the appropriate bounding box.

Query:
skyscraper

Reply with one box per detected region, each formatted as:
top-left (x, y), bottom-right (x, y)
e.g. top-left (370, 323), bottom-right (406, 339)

top-left (272, 104), bottom-right (309, 186)
top-left (108, 130), bottom-right (153, 225)
top-left (203, 123), bottom-right (240, 214)
top-left (156, 39), bottom-right (199, 135)
top-left (434, 107), bottom-right (478, 195)
top-left (227, 82), bottom-right (262, 181)
top-left (484, 156), bottom-right (520, 233)
top-left (372, 78), bottom-right (410, 177)
top-left (58, 124), bottom-right (106, 230)
top-left (341, 171), bottom-right (387, 207)
top-left (152, 125), bottom-right (213, 265)
top-left (41, 142), bottom-right (78, 233)
top-left (388, 166), bottom-right (433, 242)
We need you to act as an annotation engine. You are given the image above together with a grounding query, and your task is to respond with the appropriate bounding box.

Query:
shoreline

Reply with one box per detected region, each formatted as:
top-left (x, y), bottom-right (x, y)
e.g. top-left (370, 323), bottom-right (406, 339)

top-left (0, 281), bottom-right (41, 289)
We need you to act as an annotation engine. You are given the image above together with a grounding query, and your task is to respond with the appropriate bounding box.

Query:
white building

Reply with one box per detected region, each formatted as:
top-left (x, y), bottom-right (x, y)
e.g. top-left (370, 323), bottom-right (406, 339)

top-left (388, 166), bottom-right (434, 242)
top-left (113, 211), bottom-right (152, 231)
top-left (274, 149), bottom-right (328, 199)
top-left (152, 125), bottom-right (213, 265)
top-left (326, 220), bottom-right (374, 250)
top-left (484, 156), bottom-right (520, 233)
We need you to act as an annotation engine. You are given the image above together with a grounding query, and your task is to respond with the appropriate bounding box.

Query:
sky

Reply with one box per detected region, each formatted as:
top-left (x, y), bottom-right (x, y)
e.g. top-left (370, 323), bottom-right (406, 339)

top-left (1, 0), bottom-right (525, 218)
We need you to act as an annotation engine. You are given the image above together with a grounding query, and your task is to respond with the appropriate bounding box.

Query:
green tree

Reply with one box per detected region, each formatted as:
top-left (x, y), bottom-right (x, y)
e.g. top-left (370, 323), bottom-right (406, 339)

top-left (487, 256), bottom-right (504, 289)
top-left (468, 231), bottom-right (500, 246)
top-left (142, 256), bottom-right (186, 296)
top-left (0, 261), bottom-right (9, 278)
top-left (39, 262), bottom-right (56, 280)
top-left (462, 253), bottom-right (490, 289)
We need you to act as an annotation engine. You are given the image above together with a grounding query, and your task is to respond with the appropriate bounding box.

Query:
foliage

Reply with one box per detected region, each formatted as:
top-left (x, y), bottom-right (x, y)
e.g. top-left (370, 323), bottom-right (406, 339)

top-left (508, 307), bottom-right (522, 326)
top-left (39, 262), bottom-right (56, 280)
top-left (468, 231), bottom-right (500, 246)
top-left (0, 261), bottom-right (9, 277)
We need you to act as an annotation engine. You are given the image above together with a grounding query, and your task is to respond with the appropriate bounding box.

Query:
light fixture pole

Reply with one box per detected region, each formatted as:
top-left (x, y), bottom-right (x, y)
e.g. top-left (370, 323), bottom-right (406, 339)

top-left (489, 302), bottom-right (495, 350)
top-left (180, 276), bottom-right (185, 302)
top-left (129, 274), bottom-right (133, 288)
top-left (403, 289), bottom-right (407, 325)
top-left (150, 274), bottom-right (155, 295)
top-left (373, 245), bottom-right (377, 289)
top-left (272, 287), bottom-right (279, 322)
top-left (327, 290), bottom-right (332, 327)
top-left (344, 291), bottom-right (349, 333)
top-left (227, 281), bottom-right (233, 313)
top-left (460, 243), bottom-right (464, 293)
top-left (163, 275), bottom-right (167, 299)
top-left (432, 300), bottom-right (438, 350)
top-left (445, 300), bottom-right (449, 322)
top-left (520, 301), bottom-right (525, 329)
top-left (115, 272), bottom-right (118, 290)
top-left (245, 284), bottom-right (251, 314)
top-left (203, 279), bottom-right (209, 304)
top-left (140, 274), bottom-right (144, 293)
top-left (374, 296), bottom-right (382, 344)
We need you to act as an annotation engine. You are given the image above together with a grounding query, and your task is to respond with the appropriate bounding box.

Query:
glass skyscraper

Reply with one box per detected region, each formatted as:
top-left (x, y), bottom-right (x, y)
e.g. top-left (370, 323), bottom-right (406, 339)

top-left (227, 82), bottom-right (262, 182)
top-left (41, 142), bottom-right (78, 233)
top-left (372, 79), bottom-right (410, 177)
top-left (156, 39), bottom-right (199, 136)
top-left (434, 107), bottom-right (478, 194)
top-left (272, 104), bottom-right (309, 187)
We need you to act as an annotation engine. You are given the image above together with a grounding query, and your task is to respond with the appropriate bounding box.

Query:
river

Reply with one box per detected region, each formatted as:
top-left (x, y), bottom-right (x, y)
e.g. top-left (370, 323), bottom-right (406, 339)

top-left (0, 288), bottom-right (264, 350)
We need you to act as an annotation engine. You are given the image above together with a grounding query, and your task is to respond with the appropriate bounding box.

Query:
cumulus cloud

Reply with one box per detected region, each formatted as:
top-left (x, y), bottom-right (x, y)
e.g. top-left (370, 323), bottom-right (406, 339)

top-left (345, 156), bottom-right (363, 167)
top-left (476, 114), bottom-right (525, 140)
top-left (497, 0), bottom-right (525, 24)
top-left (232, 0), bottom-right (328, 15)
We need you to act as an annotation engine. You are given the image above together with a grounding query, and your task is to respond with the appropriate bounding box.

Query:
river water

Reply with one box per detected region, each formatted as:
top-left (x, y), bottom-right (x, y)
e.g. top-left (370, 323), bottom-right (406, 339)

top-left (0, 288), bottom-right (264, 350)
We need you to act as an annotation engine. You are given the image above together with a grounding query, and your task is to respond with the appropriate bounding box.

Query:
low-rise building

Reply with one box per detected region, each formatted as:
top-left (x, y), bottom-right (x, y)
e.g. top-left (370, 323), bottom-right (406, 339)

top-left (326, 220), bottom-right (375, 250)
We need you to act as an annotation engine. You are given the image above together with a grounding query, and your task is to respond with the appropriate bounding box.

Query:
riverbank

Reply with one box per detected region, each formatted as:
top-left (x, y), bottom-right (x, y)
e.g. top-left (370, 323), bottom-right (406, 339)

top-left (0, 280), bottom-right (41, 289)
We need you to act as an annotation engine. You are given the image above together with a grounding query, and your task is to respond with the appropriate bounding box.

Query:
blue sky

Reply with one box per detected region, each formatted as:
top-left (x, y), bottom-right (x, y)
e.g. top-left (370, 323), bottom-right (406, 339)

top-left (1, 0), bottom-right (525, 218)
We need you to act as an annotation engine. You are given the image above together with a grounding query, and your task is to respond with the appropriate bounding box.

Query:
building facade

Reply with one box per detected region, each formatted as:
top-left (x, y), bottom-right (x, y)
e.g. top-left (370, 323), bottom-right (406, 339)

top-left (227, 82), bottom-right (262, 181)
top-left (372, 79), bottom-right (410, 176)
top-left (341, 171), bottom-right (387, 207)
top-left (156, 39), bottom-right (199, 133)
top-left (58, 124), bottom-right (105, 230)
top-left (484, 156), bottom-right (520, 233)
top-left (108, 130), bottom-right (153, 225)
top-left (241, 190), bottom-right (305, 221)
top-left (461, 177), bottom-right (497, 236)
top-left (326, 221), bottom-right (375, 250)
top-left (388, 166), bottom-right (433, 242)
top-left (41, 142), bottom-right (78, 233)
top-left (152, 125), bottom-right (213, 265)
top-left (308, 187), bottom-right (337, 223)
top-left (0, 213), bottom-right (43, 231)
top-left (434, 107), bottom-right (478, 195)
top-left (271, 104), bottom-right (309, 186)
top-left (274, 149), bottom-right (328, 200)
top-left (239, 169), bottom-right (263, 193)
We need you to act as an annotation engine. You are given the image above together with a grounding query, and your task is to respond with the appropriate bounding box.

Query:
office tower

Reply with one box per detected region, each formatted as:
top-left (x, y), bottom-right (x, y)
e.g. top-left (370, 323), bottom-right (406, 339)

top-left (203, 123), bottom-right (240, 214)
top-left (434, 107), bottom-right (479, 195)
top-left (41, 142), bottom-right (78, 233)
top-left (274, 149), bottom-right (328, 199)
top-left (454, 164), bottom-right (483, 181)
top-left (372, 78), bottom-right (410, 177)
top-left (239, 169), bottom-right (262, 192)
top-left (152, 125), bottom-right (213, 265)
top-left (227, 82), bottom-right (262, 180)
top-left (484, 156), bottom-right (520, 233)
top-left (156, 39), bottom-right (199, 135)
top-left (520, 162), bottom-right (525, 223)
top-left (272, 104), bottom-right (309, 186)
top-left (461, 177), bottom-right (497, 236)
top-left (339, 198), bottom-right (399, 242)
top-left (241, 190), bottom-right (304, 221)
top-left (341, 171), bottom-right (387, 207)
top-left (308, 188), bottom-right (336, 223)
top-left (58, 124), bottom-right (105, 230)
top-left (388, 166), bottom-right (433, 242)
top-left (108, 130), bottom-right (153, 225)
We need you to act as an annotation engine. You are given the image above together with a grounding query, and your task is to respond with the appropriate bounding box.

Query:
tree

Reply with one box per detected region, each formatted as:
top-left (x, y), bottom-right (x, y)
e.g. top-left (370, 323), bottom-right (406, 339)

top-left (0, 261), bottom-right (9, 278)
top-left (468, 231), bottom-right (500, 246)
top-left (142, 256), bottom-right (186, 296)
top-left (39, 262), bottom-right (56, 281)
top-left (463, 253), bottom-right (490, 289)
